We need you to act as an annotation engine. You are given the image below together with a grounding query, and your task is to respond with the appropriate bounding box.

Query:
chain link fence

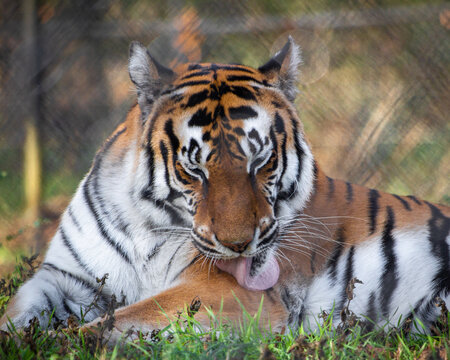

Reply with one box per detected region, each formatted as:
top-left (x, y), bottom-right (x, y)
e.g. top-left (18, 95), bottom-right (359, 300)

top-left (0, 0), bottom-right (449, 268)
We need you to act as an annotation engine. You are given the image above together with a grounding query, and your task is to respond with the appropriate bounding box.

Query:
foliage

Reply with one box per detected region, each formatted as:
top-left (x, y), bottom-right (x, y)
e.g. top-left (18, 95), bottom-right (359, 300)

top-left (0, 257), bottom-right (449, 359)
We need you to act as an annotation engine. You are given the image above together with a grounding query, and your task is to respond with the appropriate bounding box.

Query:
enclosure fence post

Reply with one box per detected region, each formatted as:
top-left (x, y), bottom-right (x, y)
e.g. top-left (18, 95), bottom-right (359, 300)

top-left (22, 0), bottom-right (44, 251)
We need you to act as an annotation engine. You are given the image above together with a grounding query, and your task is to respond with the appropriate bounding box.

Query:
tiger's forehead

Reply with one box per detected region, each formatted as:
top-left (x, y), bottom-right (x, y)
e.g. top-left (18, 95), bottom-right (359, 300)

top-left (158, 62), bottom-right (275, 137)
top-left (173, 62), bottom-right (266, 84)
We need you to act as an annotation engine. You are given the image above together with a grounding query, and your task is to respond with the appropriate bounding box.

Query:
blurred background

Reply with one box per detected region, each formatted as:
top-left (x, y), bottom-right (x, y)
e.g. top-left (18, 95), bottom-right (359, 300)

top-left (0, 0), bottom-right (449, 275)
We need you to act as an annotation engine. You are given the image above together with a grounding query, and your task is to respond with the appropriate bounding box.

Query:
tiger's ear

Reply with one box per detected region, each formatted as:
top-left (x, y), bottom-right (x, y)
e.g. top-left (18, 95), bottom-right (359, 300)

top-left (258, 36), bottom-right (302, 102)
top-left (128, 41), bottom-right (175, 120)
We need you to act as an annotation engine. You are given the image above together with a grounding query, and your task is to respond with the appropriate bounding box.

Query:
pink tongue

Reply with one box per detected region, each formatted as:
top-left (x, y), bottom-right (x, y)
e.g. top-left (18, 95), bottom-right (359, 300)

top-left (216, 254), bottom-right (279, 291)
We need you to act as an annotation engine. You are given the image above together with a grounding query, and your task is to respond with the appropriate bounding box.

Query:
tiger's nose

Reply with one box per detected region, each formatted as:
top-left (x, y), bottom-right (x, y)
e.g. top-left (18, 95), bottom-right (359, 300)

top-left (221, 239), bottom-right (252, 253)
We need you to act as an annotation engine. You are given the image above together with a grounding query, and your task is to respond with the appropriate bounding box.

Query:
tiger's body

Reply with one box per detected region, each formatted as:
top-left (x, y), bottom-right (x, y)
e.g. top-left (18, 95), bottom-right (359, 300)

top-left (1, 38), bottom-right (449, 339)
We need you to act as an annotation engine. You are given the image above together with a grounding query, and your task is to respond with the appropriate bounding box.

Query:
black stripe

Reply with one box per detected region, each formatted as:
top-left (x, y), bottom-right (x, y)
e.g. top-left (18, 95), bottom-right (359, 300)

top-left (143, 144), bottom-right (156, 199)
top-left (248, 128), bottom-right (263, 149)
top-left (249, 156), bottom-right (265, 177)
top-left (147, 242), bottom-right (165, 261)
top-left (272, 101), bottom-right (283, 108)
top-left (366, 291), bottom-right (377, 328)
top-left (327, 226), bottom-right (346, 284)
top-left (89, 138), bottom-right (133, 237)
top-left (58, 227), bottom-right (96, 278)
top-left (62, 299), bottom-right (73, 317)
top-left (42, 262), bottom-right (99, 294)
top-left (226, 133), bottom-right (238, 145)
top-left (256, 228), bottom-right (277, 249)
top-left (368, 189), bottom-right (381, 235)
top-left (392, 194), bottom-right (411, 211)
top-left (404, 296), bottom-right (426, 326)
top-left (274, 112), bottom-right (285, 133)
top-left (82, 127), bottom-right (134, 263)
top-left (202, 131), bottom-right (212, 142)
top-left (249, 250), bottom-right (268, 277)
top-left (170, 253), bottom-right (202, 282)
top-left (310, 250), bottom-right (316, 274)
top-left (412, 297), bottom-right (425, 315)
top-left (174, 80), bottom-right (210, 89)
top-left (276, 118), bottom-right (303, 207)
top-left (171, 169), bottom-right (189, 190)
top-left (192, 238), bottom-right (221, 255)
top-left (90, 127), bottom-right (127, 174)
top-left (280, 287), bottom-right (294, 325)
top-left (233, 137), bottom-right (247, 158)
top-left (380, 206), bottom-right (398, 317)
top-left (110, 204), bottom-right (132, 237)
top-left (210, 80), bottom-right (230, 100)
top-left (159, 140), bottom-right (186, 204)
top-left (154, 198), bottom-right (187, 226)
top-left (326, 177), bottom-right (335, 198)
top-left (259, 220), bottom-right (277, 239)
top-left (193, 229), bottom-right (214, 246)
top-left (164, 119), bottom-right (180, 152)
top-left (171, 94), bottom-right (184, 103)
top-left (222, 119), bottom-right (231, 129)
top-left (89, 129), bottom-right (132, 237)
top-left (215, 64), bottom-right (255, 73)
top-left (181, 70), bottom-right (211, 80)
top-left (310, 161), bottom-right (319, 198)
top-left (188, 107), bottom-right (214, 127)
top-left (67, 206), bottom-right (82, 232)
top-left (230, 86), bottom-right (257, 101)
top-left (338, 246), bottom-right (355, 311)
top-left (248, 137), bottom-right (257, 155)
top-left (345, 182), bottom-right (353, 203)
top-left (232, 127), bottom-right (245, 137)
top-left (184, 89), bottom-right (210, 108)
top-left (264, 288), bottom-right (276, 303)
top-left (277, 183), bottom-right (297, 203)
top-left (91, 148), bottom-right (133, 236)
top-left (226, 75), bottom-right (264, 85)
top-left (265, 151), bottom-right (278, 173)
top-left (291, 118), bottom-right (304, 189)
top-left (228, 106), bottom-right (258, 120)
top-left (417, 297), bottom-right (437, 326)
top-left (141, 110), bottom-right (161, 202)
top-left (83, 182), bottom-right (133, 264)
top-left (161, 80), bottom-right (210, 95)
top-left (426, 202), bottom-right (450, 293)
top-left (43, 292), bottom-right (61, 322)
top-left (188, 64), bottom-right (204, 71)
top-left (164, 243), bottom-right (184, 284)
top-left (407, 195), bottom-right (422, 205)
top-left (44, 292), bottom-right (54, 312)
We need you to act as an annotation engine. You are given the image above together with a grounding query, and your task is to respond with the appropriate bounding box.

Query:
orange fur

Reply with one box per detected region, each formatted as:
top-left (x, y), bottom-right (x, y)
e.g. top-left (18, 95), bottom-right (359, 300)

top-left (83, 82), bottom-right (449, 338)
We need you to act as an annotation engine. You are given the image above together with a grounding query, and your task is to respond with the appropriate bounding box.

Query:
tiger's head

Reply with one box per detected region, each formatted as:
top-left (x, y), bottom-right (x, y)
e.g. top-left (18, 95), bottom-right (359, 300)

top-left (129, 38), bottom-right (315, 290)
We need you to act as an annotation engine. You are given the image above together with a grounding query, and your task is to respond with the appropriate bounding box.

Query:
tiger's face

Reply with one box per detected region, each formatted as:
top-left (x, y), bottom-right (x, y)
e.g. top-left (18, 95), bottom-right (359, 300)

top-left (129, 38), bottom-right (315, 290)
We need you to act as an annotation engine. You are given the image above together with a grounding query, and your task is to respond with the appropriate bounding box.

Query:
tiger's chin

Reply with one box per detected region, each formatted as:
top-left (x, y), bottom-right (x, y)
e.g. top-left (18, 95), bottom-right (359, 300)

top-left (216, 250), bottom-right (280, 291)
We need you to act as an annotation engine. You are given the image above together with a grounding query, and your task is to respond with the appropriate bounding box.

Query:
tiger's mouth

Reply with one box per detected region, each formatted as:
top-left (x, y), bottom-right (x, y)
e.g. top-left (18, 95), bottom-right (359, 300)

top-left (216, 251), bottom-right (280, 291)
top-left (191, 221), bottom-right (280, 291)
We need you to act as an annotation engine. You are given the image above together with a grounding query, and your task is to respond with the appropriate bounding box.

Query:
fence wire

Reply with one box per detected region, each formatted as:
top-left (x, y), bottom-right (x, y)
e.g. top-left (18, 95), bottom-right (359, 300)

top-left (0, 0), bottom-right (449, 235)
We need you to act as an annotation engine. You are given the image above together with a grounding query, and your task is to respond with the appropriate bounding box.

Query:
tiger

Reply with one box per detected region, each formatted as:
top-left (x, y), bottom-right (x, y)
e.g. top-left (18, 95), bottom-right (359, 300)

top-left (1, 37), bottom-right (449, 341)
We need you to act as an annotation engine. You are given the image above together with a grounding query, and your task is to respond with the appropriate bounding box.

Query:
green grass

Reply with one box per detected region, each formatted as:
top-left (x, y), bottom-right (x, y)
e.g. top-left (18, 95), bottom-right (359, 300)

top-left (0, 257), bottom-right (449, 359)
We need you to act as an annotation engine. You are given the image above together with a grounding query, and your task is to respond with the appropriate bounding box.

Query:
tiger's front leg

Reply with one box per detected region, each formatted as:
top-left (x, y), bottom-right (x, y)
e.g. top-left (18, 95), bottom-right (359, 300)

top-left (82, 269), bottom-right (288, 342)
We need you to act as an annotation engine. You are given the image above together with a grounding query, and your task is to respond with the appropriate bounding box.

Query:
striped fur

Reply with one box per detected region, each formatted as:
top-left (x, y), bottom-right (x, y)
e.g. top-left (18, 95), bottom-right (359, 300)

top-left (1, 38), bottom-right (448, 340)
top-left (279, 170), bottom-right (449, 331)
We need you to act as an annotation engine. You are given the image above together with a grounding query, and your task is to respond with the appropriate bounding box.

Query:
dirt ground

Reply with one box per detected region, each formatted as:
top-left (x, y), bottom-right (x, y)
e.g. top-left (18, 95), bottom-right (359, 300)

top-left (0, 197), bottom-right (68, 277)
